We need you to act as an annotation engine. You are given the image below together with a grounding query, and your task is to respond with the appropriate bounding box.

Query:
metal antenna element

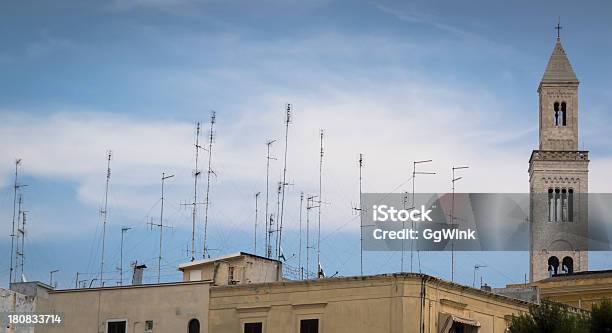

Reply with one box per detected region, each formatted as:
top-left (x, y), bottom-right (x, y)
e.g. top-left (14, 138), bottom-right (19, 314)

top-left (356, 154), bottom-right (364, 276)
top-left (264, 140), bottom-right (277, 258)
top-left (298, 192), bottom-right (304, 279)
top-left (306, 195), bottom-right (319, 279)
top-left (254, 192), bottom-right (261, 255)
top-left (410, 160), bottom-right (435, 274)
top-left (119, 226), bottom-right (131, 285)
top-left (184, 122), bottom-right (205, 261)
top-left (49, 269), bottom-right (59, 288)
top-left (100, 150), bottom-right (112, 287)
top-left (277, 103), bottom-right (292, 261)
top-left (451, 165), bottom-right (469, 282)
top-left (473, 264), bottom-right (486, 288)
top-left (203, 111), bottom-right (216, 258)
top-left (317, 130), bottom-right (324, 278)
top-left (152, 172), bottom-right (175, 283)
top-left (9, 158), bottom-right (23, 284)
top-left (15, 195), bottom-right (28, 280)
top-left (274, 182), bottom-right (281, 257)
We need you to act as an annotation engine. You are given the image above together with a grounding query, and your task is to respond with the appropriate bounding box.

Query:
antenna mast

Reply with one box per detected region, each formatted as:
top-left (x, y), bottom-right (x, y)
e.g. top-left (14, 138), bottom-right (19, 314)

top-left (277, 103), bottom-right (292, 260)
top-left (14, 194), bottom-right (26, 281)
top-left (298, 192), bottom-right (304, 279)
top-left (306, 195), bottom-right (318, 279)
top-left (187, 122), bottom-right (204, 261)
top-left (358, 154), bottom-right (364, 276)
top-left (119, 227), bottom-right (131, 285)
top-left (154, 173), bottom-right (175, 283)
top-left (264, 140), bottom-right (276, 258)
top-left (203, 111), bottom-right (216, 258)
top-left (9, 158), bottom-right (22, 284)
top-left (254, 192), bottom-right (260, 255)
top-left (317, 130), bottom-right (324, 278)
top-left (100, 151), bottom-right (112, 287)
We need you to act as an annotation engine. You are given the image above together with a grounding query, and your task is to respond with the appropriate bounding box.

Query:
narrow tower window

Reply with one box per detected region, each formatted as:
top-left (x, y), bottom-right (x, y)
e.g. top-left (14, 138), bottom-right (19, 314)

top-left (554, 188), bottom-right (561, 222)
top-left (568, 189), bottom-right (574, 222)
top-left (553, 102), bottom-right (560, 126)
top-left (561, 102), bottom-right (567, 126)
top-left (548, 188), bottom-right (554, 222)
top-left (561, 189), bottom-right (568, 222)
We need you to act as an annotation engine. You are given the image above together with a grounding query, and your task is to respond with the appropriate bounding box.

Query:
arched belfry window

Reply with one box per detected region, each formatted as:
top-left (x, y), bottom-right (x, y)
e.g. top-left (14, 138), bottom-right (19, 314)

top-left (188, 319), bottom-right (200, 333)
top-left (562, 256), bottom-right (574, 274)
top-left (553, 102), bottom-right (567, 127)
top-left (548, 256), bottom-right (560, 276)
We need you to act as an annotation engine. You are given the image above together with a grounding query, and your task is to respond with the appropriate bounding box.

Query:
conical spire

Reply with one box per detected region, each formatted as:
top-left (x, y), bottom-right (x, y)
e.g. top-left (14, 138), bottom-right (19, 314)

top-left (541, 38), bottom-right (578, 84)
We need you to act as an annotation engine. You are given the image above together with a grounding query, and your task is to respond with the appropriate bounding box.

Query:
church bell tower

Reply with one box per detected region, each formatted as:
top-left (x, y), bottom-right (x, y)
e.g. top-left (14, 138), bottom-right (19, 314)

top-left (529, 32), bottom-right (589, 282)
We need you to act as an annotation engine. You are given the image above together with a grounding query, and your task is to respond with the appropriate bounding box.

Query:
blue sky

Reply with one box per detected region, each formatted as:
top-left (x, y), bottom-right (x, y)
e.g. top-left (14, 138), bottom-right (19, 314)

top-left (1, 0), bottom-right (612, 289)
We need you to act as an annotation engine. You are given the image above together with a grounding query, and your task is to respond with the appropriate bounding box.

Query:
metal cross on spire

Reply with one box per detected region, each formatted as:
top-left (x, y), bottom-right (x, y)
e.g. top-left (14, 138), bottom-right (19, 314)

top-left (555, 17), bottom-right (562, 39)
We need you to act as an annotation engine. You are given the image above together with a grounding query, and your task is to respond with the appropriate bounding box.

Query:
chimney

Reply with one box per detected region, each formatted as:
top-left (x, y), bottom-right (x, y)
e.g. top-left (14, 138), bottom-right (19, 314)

top-left (132, 263), bottom-right (147, 285)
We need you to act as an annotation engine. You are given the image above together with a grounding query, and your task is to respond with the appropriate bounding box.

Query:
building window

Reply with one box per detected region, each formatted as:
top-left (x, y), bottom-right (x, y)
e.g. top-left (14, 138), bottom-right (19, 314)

top-left (244, 322), bottom-right (263, 333)
top-left (300, 319), bottom-right (319, 333)
top-left (562, 256), bottom-right (574, 274)
top-left (228, 266), bottom-right (235, 284)
top-left (568, 189), bottom-right (574, 222)
top-left (107, 320), bottom-right (127, 333)
top-left (188, 319), bottom-right (200, 333)
top-left (548, 256), bottom-right (559, 277)
top-left (553, 102), bottom-right (567, 127)
top-left (145, 320), bottom-right (153, 333)
top-left (548, 188), bottom-right (554, 222)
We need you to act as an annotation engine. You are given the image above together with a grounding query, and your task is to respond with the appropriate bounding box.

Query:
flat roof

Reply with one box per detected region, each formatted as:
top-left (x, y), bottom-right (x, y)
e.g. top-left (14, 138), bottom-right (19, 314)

top-left (178, 251), bottom-right (281, 270)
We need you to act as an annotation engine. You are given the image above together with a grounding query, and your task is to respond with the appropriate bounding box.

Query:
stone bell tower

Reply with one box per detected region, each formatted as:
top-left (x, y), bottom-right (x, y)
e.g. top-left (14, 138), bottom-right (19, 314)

top-left (529, 34), bottom-right (589, 282)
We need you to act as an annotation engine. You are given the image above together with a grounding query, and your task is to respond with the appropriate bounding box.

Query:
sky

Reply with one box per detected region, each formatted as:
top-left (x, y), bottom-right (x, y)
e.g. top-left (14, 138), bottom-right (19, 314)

top-left (1, 0), bottom-right (612, 289)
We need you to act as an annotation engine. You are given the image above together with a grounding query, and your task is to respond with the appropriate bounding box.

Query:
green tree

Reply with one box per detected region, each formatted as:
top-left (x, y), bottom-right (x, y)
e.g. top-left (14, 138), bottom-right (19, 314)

top-left (591, 299), bottom-right (612, 333)
top-left (508, 301), bottom-right (589, 333)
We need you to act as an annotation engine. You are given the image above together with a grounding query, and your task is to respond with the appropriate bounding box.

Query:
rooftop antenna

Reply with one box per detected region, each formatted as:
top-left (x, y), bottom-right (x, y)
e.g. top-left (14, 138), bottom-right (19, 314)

top-left (411, 160), bottom-right (435, 273)
top-left (9, 158), bottom-right (24, 285)
top-left (203, 111), bottom-right (217, 258)
top-left (317, 130), bottom-right (324, 278)
top-left (352, 154), bottom-right (365, 276)
top-left (451, 165), bottom-right (469, 282)
top-left (306, 195), bottom-right (319, 279)
top-left (254, 192), bottom-right (261, 255)
top-left (298, 192), bottom-right (304, 279)
top-left (100, 150), bottom-right (112, 287)
top-left (277, 103), bottom-right (292, 261)
top-left (149, 172), bottom-right (175, 283)
top-left (274, 181), bottom-right (282, 257)
top-left (264, 140), bottom-right (277, 258)
top-left (15, 196), bottom-right (27, 280)
top-left (184, 122), bottom-right (205, 261)
top-left (267, 213), bottom-right (275, 258)
top-left (401, 191), bottom-right (410, 273)
top-left (119, 226), bottom-right (131, 285)
top-left (473, 264), bottom-right (486, 287)
top-left (49, 269), bottom-right (59, 289)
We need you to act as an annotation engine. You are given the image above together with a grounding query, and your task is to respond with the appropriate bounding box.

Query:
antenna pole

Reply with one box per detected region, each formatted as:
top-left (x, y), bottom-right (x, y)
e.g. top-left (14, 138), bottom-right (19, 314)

top-left (274, 182), bottom-right (281, 257)
top-left (298, 192), bottom-right (304, 279)
top-left (100, 151), bottom-right (112, 287)
top-left (119, 227), bottom-right (131, 285)
top-left (277, 104), bottom-right (291, 260)
top-left (9, 158), bottom-right (22, 285)
top-left (189, 122), bottom-right (203, 261)
top-left (411, 160), bottom-right (435, 273)
top-left (158, 173), bottom-right (175, 283)
top-left (306, 195), bottom-right (317, 279)
top-left (254, 192), bottom-right (260, 255)
top-left (317, 130), bottom-right (324, 278)
top-left (451, 165), bottom-right (469, 282)
top-left (202, 111), bottom-right (216, 258)
top-left (358, 154), bottom-right (364, 276)
top-left (15, 196), bottom-right (26, 280)
top-left (264, 140), bottom-right (276, 258)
